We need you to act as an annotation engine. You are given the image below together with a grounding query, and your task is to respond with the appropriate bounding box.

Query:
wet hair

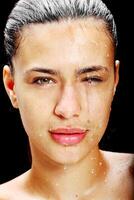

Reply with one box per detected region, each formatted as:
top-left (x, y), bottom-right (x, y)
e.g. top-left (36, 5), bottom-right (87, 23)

top-left (4, 0), bottom-right (117, 70)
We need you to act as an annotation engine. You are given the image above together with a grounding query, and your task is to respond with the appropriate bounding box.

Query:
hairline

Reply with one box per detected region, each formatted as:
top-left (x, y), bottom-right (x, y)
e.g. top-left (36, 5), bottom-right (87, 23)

top-left (13, 16), bottom-right (116, 60)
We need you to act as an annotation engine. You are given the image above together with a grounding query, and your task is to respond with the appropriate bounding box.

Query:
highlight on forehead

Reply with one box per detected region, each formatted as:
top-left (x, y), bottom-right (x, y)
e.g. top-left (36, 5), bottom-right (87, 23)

top-left (4, 0), bottom-right (117, 66)
top-left (14, 17), bottom-right (114, 60)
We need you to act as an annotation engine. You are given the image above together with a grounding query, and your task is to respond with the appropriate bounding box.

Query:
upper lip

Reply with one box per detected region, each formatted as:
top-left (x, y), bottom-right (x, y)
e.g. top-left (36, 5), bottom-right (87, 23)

top-left (49, 127), bottom-right (87, 134)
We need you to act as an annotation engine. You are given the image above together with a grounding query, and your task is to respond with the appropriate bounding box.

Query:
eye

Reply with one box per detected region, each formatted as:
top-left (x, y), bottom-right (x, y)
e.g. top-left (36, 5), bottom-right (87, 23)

top-left (32, 77), bottom-right (56, 86)
top-left (81, 76), bottom-right (103, 85)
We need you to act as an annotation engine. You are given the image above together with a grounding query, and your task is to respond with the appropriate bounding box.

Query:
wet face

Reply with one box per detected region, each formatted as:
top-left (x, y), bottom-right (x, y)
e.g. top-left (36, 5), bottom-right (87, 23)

top-left (3, 18), bottom-right (119, 165)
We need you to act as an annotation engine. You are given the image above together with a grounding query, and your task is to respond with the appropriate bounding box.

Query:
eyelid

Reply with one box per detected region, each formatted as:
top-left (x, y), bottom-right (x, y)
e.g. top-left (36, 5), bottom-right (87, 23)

top-left (32, 76), bottom-right (57, 84)
top-left (81, 75), bottom-right (103, 81)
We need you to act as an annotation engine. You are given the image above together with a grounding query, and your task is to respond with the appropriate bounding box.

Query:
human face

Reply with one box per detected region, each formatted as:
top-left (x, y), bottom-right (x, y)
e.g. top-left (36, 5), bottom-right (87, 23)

top-left (3, 18), bottom-right (119, 165)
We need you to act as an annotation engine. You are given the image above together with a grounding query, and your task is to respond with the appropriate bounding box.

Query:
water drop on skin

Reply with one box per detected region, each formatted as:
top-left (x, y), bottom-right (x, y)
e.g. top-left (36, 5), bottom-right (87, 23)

top-left (63, 146), bottom-right (68, 170)
top-left (104, 178), bottom-right (108, 183)
top-left (103, 171), bottom-right (106, 175)
top-left (90, 157), bottom-right (96, 161)
top-left (103, 171), bottom-right (108, 183)
top-left (84, 187), bottom-right (96, 197)
top-left (90, 168), bottom-right (97, 176)
top-left (55, 183), bottom-right (59, 187)
top-left (64, 165), bottom-right (67, 170)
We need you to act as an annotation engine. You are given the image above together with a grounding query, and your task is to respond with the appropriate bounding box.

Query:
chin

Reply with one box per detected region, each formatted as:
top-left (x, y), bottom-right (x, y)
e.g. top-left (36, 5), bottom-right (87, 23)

top-left (48, 144), bottom-right (92, 166)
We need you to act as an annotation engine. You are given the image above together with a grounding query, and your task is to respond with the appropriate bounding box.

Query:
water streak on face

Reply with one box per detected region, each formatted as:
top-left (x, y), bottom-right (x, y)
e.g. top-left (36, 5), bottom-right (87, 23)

top-left (9, 18), bottom-right (118, 165)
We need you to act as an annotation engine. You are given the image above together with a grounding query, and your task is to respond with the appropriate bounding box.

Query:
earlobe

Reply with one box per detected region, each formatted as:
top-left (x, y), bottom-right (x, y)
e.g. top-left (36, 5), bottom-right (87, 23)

top-left (3, 65), bottom-right (18, 108)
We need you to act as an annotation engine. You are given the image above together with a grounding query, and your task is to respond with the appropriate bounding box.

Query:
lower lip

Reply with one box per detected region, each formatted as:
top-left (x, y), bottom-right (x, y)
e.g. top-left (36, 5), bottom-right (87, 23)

top-left (50, 133), bottom-right (86, 146)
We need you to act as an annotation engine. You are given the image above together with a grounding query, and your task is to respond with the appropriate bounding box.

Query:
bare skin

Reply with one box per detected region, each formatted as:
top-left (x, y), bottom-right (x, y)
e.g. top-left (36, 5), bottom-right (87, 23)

top-left (0, 151), bottom-right (133, 200)
top-left (1, 19), bottom-right (134, 199)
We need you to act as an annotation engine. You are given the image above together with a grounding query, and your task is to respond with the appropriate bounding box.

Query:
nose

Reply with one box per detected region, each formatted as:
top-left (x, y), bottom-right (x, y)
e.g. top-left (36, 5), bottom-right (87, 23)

top-left (54, 85), bottom-right (81, 119)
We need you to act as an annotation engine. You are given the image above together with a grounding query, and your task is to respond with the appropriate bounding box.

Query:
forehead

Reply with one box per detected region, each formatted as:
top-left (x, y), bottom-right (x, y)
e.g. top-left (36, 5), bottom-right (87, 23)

top-left (13, 18), bottom-right (114, 68)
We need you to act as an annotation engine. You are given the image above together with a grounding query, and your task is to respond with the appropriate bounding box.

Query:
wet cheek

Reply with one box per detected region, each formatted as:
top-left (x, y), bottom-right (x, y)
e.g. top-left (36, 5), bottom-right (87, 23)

top-left (15, 91), bottom-right (57, 134)
top-left (86, 94), bottom-right (108, 114)
top-left (17, 87), bottom-right (58, 110)
top-left (85, 113), bottom-right (108, 147)
top-left (86, 93), bottom-right (112, 135)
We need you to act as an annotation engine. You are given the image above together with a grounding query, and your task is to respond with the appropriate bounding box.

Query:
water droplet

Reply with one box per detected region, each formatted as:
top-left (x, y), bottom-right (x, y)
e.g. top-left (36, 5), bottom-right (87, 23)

top-left (104, 178), bottom-right (108, 183)
top-left (103, 171), bottom-right (106, 175)
top-left (90, 157), bottom-right (96, 161)
top-left (91, 169), bottom-right (95, 174)
top-left (64, 165), bottom-right (67, 170)
top-left (99, 161), bottom-right (102, 166)
top-left (84, 187), bottom-right (95, 196)
top-left (55, 182), bottom-right (59, 187)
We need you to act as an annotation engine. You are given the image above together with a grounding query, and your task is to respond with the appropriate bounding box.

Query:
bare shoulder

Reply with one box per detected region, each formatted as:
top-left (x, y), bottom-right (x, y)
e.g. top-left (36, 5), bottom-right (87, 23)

top-left (101, 150), bottom-right (134, 170)
top-left (0, 171), bottom-right (30, 200)
top-left (101, 150), bottom-right (134, 199)
top-left (101, 150), bottom-right (134, 178)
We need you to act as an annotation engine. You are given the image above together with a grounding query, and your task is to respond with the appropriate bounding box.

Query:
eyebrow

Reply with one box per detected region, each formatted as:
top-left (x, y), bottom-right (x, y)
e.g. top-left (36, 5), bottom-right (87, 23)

top-left (25, 67), bottom-right (58, 75)
top-left (76, 65), bottom-right (109, 75)
top-left (24, 65), bottom-right (109, 76)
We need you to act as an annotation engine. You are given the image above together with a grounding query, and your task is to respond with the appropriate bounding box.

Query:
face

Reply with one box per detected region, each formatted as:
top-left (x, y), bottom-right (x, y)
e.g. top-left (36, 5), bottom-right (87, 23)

top-left (3, 18), bottom-right (119, 165)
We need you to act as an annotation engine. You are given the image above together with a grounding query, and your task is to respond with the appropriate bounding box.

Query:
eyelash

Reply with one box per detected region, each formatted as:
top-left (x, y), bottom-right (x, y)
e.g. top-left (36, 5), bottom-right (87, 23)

top-left (81, 76), bottom-right (103, 84)
top-left (32, 76), bottom-right (103, 87)
top-left (32, 77), bottom-right (56, 85)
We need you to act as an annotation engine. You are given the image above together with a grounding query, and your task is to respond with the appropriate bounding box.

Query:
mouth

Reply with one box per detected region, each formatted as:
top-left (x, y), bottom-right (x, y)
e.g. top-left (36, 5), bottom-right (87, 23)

top-left (49, 128), bottom-right (87, 146)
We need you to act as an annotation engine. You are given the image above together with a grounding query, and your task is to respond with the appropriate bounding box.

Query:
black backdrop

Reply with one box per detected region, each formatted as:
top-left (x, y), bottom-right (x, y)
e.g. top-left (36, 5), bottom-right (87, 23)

top-left (0, 0), bottom-right (133, 184)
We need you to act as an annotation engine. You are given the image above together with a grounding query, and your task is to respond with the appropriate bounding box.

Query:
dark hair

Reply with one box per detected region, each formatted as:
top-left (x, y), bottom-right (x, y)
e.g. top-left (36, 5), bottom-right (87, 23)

top-left (4, 0), bottom-right (117, 68)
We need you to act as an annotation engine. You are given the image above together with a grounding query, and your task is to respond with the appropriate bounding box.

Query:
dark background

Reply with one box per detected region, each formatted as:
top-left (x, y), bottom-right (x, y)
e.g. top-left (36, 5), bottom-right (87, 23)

top-left (0, 0), bottom-right (133, 184)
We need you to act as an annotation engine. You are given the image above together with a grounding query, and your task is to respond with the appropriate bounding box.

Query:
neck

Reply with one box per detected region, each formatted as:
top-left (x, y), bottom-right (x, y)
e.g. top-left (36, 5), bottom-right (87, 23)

top-left (27, 147), bottom-right (107, 200)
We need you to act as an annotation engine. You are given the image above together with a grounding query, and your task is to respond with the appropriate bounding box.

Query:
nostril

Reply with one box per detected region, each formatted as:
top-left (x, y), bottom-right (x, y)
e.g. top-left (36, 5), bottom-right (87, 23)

top-left (54, 99), bottom-right (81, 119)
top-left (54, 105), bottom-right (80, 119)
top-left (54, 109), bottom-right (66, 119)
top-left (54, 86), bottom-right (81, 119)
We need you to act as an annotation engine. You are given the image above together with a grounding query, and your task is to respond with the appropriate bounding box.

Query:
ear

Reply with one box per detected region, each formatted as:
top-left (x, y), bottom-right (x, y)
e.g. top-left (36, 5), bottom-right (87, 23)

top-left (3, 65), bottom-right (18, 108)
top-left (113, 60), bottom-right (120, 94)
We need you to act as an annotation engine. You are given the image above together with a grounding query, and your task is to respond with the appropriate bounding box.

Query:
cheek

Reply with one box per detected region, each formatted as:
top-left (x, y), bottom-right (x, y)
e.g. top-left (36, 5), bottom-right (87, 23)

top-left (84, 92), bottom-right (112, 146)
top-left (86, 89), bottom-right (113, 130)
top-left (15, 88), bottom-right (58, 135)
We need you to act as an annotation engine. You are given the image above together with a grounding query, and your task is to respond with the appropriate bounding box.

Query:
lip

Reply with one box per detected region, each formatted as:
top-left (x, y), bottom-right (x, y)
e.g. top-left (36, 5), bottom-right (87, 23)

top-left (49, 128), bottom-right (87, 146)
